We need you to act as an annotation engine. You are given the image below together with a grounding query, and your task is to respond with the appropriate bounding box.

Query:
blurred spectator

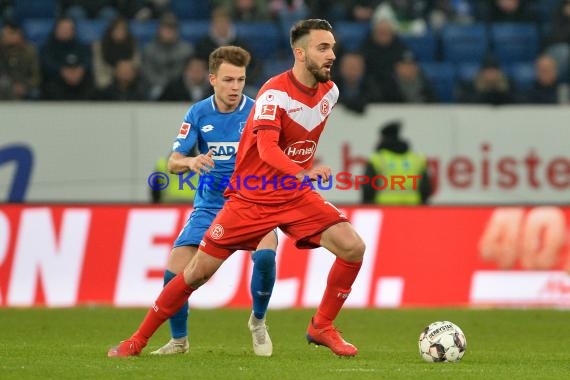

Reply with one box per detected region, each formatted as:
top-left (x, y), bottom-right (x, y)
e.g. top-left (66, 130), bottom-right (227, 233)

top-left (521, 55), bottom-right (560, 104)
top-left (42, 52), bottom-right (95, 100)
top-left (307, 0), bottom-right (347, 22)
top-left (359, 18), bottom-right (407, 91)
top-left (482, 0), bottom-right (537, 23)
top-left (384, 50), bottom-right (437, 103)
top-left (457, 55), bottom-right (514, 105)
top-left (269, 0), bottom-right (308, 24)
top-left (372, 0), bottom-right (429, 35)
top-left (334, 52), bottom-right (382, 113)
top-left (195, 7), bottom-right (261, 87)
top-left (59, 0), bottom-right (118, 20)
top-left (141, 13), bottom-right (193, 99)
top-left (95, 59), bottom-right (147, 100)
top-left (1, 0), bottom-right (14, 20)
top-left (346, 0), bottom-right (382, 22)
top-left (92, 17), bottom-right (140, 90)
top-left (195, 7), bottom-right (247, 59)
top-left (362, 120), bottom-right (432, 205)
top-left (215, 0), bottom-right (270, 21)
top-left (428, 0), bottom-right (475, 30)
top-left (128, 0), bottom-right (171, 20)
top-left (545, 0), bottom-right (570, 83)
top-left (159, 56), bottom-right (212, 101)
top-left (40, 18), bottom-right (92, 92)
top-left (0, 21), bottom-right (41, 100)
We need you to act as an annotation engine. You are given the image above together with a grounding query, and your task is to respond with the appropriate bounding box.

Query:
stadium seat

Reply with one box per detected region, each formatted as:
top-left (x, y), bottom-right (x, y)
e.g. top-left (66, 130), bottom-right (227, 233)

top-left (420, 62), bottom-right (457, 103)
top-left (491, 23), bottom-right (539, 64)
top-left (170, 0), bottom-right (212, 20)
top-left (528, 0), bottom-right (559, 23)
top-left (180, 20), bottom-right (209, 45)
top-left (400, 30), bottom-right (437, 62)
top-left (130, 20), bottom-right (159, 47)
top-left (261, 58), bottom-right (291, 80)
top-left (441, 23), bottom-right (488, 63)
top-left (235, 22), bottom-right (282, 59)
top-left (456, 62), bottom-right (480, 83)
top-left (76, 20), bottom-right (109, 44)
top-left (22, 19), bottom-right (54, 46)
top-left (14, 0), bottom-right (56, 21)
top-left (507, 62), bottom-right (536, 90)
top-left (334, 21), bottom-right (369, 52)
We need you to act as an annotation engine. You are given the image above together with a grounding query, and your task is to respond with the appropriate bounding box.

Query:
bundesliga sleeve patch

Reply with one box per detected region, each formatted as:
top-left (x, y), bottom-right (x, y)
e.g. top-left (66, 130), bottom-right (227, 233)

top-left (177, 122), bottom-right (190, 139)
top-left (256, 104), bottom-right (277, 121)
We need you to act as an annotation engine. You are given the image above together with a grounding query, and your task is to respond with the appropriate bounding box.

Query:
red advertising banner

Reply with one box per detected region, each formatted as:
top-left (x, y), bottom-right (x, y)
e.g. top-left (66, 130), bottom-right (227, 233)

top-left (1, 205), bottom-right (569, 308)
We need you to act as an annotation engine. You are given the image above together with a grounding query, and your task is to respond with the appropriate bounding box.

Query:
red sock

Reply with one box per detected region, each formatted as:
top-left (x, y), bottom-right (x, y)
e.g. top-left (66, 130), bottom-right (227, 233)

top-left (313, 258), bottom-right (362, 328)
top-left (132, 273), bottom-right (194, 345)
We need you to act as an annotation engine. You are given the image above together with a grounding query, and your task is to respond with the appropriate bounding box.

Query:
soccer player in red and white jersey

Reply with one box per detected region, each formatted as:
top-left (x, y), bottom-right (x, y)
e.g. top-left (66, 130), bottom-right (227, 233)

top-left (108, 19), bottom-right (365, 358)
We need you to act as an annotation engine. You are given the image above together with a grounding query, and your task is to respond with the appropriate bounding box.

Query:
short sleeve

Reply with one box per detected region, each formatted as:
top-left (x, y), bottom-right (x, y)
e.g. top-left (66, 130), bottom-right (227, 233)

top-left (252, 89), bottom-right (286, 133)
top-left (171, 106), bottom-right (199, 154)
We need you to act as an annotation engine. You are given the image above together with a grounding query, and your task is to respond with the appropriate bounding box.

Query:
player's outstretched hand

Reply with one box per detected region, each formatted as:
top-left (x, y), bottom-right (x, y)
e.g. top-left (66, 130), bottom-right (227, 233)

top-left (296, 166), bottom-right (332, 183)
top-left (189, 149), bottom-right (215, 174)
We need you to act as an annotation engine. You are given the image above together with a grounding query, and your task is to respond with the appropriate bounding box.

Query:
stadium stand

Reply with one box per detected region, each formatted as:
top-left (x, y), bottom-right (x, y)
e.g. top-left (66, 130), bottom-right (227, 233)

top-left (170, 0), bottom-right (212, 20)
top-left (76, 19), bottom-right (109, 44)
top-left (333, 21), bottom-right (369, 52)
top-left (490, 23), bottom-right (539, 64)
top-left (400, 30), bottom-right (437, 62)
top-left (180, 20), bottom-right (210, 45)
top-left (14, 0), bottom-right (56, 21)
top-left (22, 18), bottom-right (54, 45)
top-left (507, 62), bottom-right (536, 91)
top-left (420, 62), bottom-right (456, 103)
top-left (441, 23), bottom-right (488, 63)
top-left (129, 20), bottom-right (158, 47)
top-left (4, 0), bottom-right (569, 103)
top-left (235, 21), bottom-right (282, 59)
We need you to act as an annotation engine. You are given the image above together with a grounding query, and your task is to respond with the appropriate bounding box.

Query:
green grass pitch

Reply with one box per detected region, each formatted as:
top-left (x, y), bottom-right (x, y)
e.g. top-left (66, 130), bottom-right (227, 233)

top-left (2, 308), bottom-right (570, 379)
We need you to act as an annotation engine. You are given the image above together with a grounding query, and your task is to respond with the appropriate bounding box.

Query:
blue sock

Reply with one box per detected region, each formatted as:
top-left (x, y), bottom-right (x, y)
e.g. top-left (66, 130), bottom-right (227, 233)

top-left (164, 270), bottom-right (189, 339)
top-left (250, 249), bottom-right (276, 320)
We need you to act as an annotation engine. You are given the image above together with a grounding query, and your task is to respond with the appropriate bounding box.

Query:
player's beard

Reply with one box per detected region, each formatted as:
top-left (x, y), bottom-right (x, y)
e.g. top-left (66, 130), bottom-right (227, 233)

top-left (306, 56), bottom-right (331, 83)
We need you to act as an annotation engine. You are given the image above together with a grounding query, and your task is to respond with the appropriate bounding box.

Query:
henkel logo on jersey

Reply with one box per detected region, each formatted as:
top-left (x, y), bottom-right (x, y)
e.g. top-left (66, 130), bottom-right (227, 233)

top-left (207, 142), bottom-right (239, 160)
top-left (177, 123), bottom-right (190, 139)
top-left (257, 104), bottom-right (277, 121)
top-left (284, 140), bottom-right (317, 163)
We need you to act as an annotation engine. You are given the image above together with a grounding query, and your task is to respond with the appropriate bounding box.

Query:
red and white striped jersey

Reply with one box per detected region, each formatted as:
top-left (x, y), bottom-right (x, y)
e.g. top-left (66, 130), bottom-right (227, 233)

top-left (226, 70), bottom-right (339, 205)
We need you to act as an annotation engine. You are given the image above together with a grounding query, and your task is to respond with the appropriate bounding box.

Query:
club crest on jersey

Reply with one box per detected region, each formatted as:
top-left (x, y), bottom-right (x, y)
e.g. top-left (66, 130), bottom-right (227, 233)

top-left (320, 99), bottom-right (330, 116)
top-left (284, 140), bottom-right (317, 163)
top-left (210, 224), bottom-right (224, 240)
top-left (266, 93), bottom-right (274, 102)
top-left (177, 122), bottom-right (190, 138)
top-left (257, 104), bottom-right (277, 120)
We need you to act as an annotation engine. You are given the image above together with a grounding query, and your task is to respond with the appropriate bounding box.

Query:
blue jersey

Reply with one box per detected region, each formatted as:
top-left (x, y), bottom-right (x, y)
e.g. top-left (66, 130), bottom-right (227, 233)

top-left (172, 94), bottom-right (254, 209)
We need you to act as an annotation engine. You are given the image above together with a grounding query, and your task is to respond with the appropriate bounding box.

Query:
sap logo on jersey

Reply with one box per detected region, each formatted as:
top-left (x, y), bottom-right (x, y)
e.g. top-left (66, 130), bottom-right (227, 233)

top-left (208, 142), bottom-right (239, 160)
top-left (284, 140), bottom-right (316, 163)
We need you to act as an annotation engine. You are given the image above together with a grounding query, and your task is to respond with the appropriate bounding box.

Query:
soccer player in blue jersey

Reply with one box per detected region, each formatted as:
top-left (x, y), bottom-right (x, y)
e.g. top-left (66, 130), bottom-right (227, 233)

top-left (150, 46), bottom-right (276, 357)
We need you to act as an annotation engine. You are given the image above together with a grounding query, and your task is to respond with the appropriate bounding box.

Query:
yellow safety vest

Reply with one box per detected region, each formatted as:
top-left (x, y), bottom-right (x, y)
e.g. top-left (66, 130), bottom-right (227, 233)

top-left (155, 157), bottom-right (198, 203)
top-left (368, 150), bottom-right (426, 205)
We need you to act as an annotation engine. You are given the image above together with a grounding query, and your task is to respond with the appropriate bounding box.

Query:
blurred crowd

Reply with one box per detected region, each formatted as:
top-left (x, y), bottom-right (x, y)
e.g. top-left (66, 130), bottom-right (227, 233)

top-left (1, 0), bottom-right (569, 110)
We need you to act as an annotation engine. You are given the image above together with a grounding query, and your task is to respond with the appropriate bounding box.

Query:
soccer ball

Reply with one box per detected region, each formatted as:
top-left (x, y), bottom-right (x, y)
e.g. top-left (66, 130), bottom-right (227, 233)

top-left (418, 321), bottom-right (467, 363)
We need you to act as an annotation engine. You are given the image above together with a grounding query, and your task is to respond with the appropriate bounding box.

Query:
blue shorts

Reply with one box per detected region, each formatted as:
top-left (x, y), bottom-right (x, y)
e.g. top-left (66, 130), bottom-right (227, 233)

top-left (173, 208), bottom-right (220, 248)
